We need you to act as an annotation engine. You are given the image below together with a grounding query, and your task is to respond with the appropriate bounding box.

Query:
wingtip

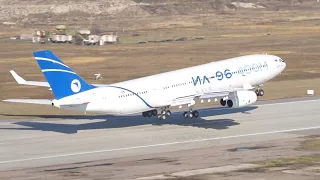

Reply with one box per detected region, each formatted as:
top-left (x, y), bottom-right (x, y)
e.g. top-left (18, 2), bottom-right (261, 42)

top-left (9, 70), bottom-right (26, 84)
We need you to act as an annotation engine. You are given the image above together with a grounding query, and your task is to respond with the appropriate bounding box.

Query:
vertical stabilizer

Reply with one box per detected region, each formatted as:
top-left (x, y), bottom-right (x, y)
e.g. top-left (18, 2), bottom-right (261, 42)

top-left (33, 50), bottom-right (95, 99)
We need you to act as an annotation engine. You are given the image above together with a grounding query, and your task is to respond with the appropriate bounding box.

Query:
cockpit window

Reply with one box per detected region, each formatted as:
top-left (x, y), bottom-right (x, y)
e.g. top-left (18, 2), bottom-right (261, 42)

top-left (275, 58), bottom-right (284, 62)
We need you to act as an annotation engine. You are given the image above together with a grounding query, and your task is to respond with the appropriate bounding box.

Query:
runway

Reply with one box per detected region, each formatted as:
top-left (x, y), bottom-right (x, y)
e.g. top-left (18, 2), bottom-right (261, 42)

top-left (0, 96), bottom-right (319, 173)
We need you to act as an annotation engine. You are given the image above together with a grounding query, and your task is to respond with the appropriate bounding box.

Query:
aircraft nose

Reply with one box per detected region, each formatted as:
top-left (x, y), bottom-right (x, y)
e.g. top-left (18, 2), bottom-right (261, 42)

top-left (282, 62), bottom-right (286, 70)
top-left (279, 62), bottom-right (286, 73)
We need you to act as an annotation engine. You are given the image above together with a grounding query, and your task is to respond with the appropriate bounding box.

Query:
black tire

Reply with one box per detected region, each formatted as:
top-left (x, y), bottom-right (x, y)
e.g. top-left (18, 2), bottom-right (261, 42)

top-left (188, 113), bottom-right (193, 118)
top-left (157, 115), bottom-right (162, 120)
top-left (255, 89), bottom-right (259, 96)
top-left (220, 99), bottom-right (226, 106)
top-left (166, 110), bottom-right (172, 116)
top-left (259, 90), bottom-right (264, 96)
top-left (183, 112), bottom-right (188, 118)
top-left (192, 110), bottom-right (199, 118)
top-left (142, 112), bottom-right (147, 117)
top-left (152, 109), bottom-right (158, 116)
top-left (227, 100), bottom-right (233, 107)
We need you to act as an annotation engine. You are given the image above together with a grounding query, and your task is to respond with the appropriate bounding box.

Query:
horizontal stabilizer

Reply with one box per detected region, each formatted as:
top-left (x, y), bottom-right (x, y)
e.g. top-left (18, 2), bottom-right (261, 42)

top-left (10, 70), bottom-right (107, 88)
top-left (10, 70), bottom-right (50, 88)
top-left (3, 99), bottom-right (52, 105)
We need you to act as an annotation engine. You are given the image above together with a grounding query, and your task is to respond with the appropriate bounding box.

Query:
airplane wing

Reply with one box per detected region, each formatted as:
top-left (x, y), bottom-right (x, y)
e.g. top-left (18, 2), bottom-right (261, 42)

top-left (170, 95), bottom-right (196, 107)
top-left (9, 70), bottom-right (108, 88)
top-left (169, 83), bottom-right (255, 107)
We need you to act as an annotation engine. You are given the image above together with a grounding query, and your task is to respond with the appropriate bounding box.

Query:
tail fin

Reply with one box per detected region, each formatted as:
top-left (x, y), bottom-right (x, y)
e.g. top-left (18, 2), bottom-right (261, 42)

top-left (33, 50), bottom-right (95, 99)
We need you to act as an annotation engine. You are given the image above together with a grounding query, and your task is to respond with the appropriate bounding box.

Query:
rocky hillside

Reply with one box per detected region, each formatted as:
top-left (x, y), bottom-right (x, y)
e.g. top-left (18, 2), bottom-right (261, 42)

top-left (0, 0), bottom-right (315, 22)
top-left (0, 0), bottom-right (141, 20)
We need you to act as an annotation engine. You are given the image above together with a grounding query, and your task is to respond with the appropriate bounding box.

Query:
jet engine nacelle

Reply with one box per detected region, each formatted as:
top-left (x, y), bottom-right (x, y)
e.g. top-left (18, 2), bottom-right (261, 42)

top-left (226, 90), bottom-right (257, 108)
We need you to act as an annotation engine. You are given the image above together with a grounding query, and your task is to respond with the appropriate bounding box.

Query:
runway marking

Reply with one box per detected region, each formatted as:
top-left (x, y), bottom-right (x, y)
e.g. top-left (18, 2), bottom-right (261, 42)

top-left (0, 98), bottom-right (319, 144)
top-left (1, 126), bottom-right (320, 165)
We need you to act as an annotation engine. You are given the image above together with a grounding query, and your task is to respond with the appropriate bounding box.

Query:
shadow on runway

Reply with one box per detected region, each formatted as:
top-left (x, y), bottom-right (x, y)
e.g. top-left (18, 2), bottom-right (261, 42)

top-left (0, 106), bottom-right (257, 134)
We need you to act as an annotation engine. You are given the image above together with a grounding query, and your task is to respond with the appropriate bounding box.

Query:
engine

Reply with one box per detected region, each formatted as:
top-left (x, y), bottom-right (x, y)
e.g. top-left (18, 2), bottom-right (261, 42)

top-left (224, 90), bottom-right (257, 108)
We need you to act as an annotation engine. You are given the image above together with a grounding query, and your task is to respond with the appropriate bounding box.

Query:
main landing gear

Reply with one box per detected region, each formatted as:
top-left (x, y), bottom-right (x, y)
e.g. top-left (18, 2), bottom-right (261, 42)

top-left (157, 109), bottom-right (172, 120)
top-left (183, 110), bottom-right (199, 119)
top-left (142, 109), bottom-right (172, 120)
top-left (142, 108), bottom-right (200, 120)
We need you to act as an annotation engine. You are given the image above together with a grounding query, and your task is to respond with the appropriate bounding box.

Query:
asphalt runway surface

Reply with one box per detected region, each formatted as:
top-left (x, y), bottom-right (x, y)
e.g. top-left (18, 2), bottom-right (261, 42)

top-left (0, 96), bottom-right (319, 172)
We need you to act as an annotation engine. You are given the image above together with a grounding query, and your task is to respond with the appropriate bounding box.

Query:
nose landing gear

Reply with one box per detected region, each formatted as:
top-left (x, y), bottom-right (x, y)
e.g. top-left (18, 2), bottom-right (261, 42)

top-left (255, 89), bottom-right (264, 96)
top-left (255, 84), bottom-right (264, 97)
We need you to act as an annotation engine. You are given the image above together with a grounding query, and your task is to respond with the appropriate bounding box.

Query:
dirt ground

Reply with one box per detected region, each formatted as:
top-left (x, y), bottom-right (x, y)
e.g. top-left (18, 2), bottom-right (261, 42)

top-left (0, 135), bottom-right (319, 180)
top-left (0, 3), bottom-right (319, 180)
top-left (1, 8), bottom-right (320, 115)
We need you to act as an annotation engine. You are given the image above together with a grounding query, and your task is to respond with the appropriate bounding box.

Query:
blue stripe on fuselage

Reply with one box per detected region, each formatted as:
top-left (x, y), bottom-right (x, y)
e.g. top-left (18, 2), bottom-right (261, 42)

top-left (106, 85), bottom-right (154, 108)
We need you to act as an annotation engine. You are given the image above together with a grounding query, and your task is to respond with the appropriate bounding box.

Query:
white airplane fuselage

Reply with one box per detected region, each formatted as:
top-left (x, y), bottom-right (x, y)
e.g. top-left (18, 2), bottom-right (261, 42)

top-left (55, 54), bottom-right (286, 115)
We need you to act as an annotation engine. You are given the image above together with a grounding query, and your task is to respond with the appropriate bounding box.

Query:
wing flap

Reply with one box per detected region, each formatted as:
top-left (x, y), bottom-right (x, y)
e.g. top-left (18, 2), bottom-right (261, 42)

top-left (199, 91), bottom-right (229, 99)
top-left (170, 95), bottom-right (196, 107)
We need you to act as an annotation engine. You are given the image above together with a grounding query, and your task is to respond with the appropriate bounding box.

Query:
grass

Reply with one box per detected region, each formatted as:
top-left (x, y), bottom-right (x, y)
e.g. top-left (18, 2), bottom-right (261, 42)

top-left (298, 138), bottom-right (320, 151)
top-left (239, 51), bottom-right (295, 55)
top-left (66, 57), bottom-right (106, 64)
top-left (0, 9), bottom-right (320, 115)
top-left (255, 155), bottom-right (320, 168)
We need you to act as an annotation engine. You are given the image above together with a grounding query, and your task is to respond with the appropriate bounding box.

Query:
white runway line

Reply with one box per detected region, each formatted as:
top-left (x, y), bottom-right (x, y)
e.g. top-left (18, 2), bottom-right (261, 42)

top-left (1, 125), bottom-right (320, 165)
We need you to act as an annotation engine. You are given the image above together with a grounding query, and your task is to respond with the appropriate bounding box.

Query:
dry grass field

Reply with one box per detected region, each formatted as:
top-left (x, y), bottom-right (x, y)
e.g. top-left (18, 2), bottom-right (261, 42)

top-left (0, 7), bottom-right (320, 116)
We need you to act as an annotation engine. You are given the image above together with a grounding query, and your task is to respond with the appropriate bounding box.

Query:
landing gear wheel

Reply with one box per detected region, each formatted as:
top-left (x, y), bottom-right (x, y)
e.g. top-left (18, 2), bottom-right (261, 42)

top-left (157, 114), bottom-right (167, 120)
top-left (258, 89), bottom-right (264, 96)
top-left (192, 110), bottom-right (199, 118)
top-left (183, 112), bottom-right (188, 119)
top-left (166, 110), bottom-right (172, 116)
top-left (256, 89), bottom-right (265, 96)
top-left (142, 112), bottom-right (147, 117)
top-left (220, 99), bottom-right (226, 106)
top-left (188, 113), bottom-right (193, 118)
top-left (152, 109), bottom-right (158, 116)
top-left (227, 100), bottom-right (233, 108)
top-left (255, 89), bottom-right (259, 96)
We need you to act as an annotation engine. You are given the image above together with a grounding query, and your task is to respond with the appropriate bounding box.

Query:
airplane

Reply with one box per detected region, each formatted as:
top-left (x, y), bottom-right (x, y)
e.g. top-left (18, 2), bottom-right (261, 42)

top-left (3, 50), bottom-right (286, 120)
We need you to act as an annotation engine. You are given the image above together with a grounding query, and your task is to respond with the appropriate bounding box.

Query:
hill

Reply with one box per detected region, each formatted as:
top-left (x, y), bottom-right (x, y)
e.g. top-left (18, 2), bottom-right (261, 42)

top-left (0, 0), bottom-right (316, 22)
